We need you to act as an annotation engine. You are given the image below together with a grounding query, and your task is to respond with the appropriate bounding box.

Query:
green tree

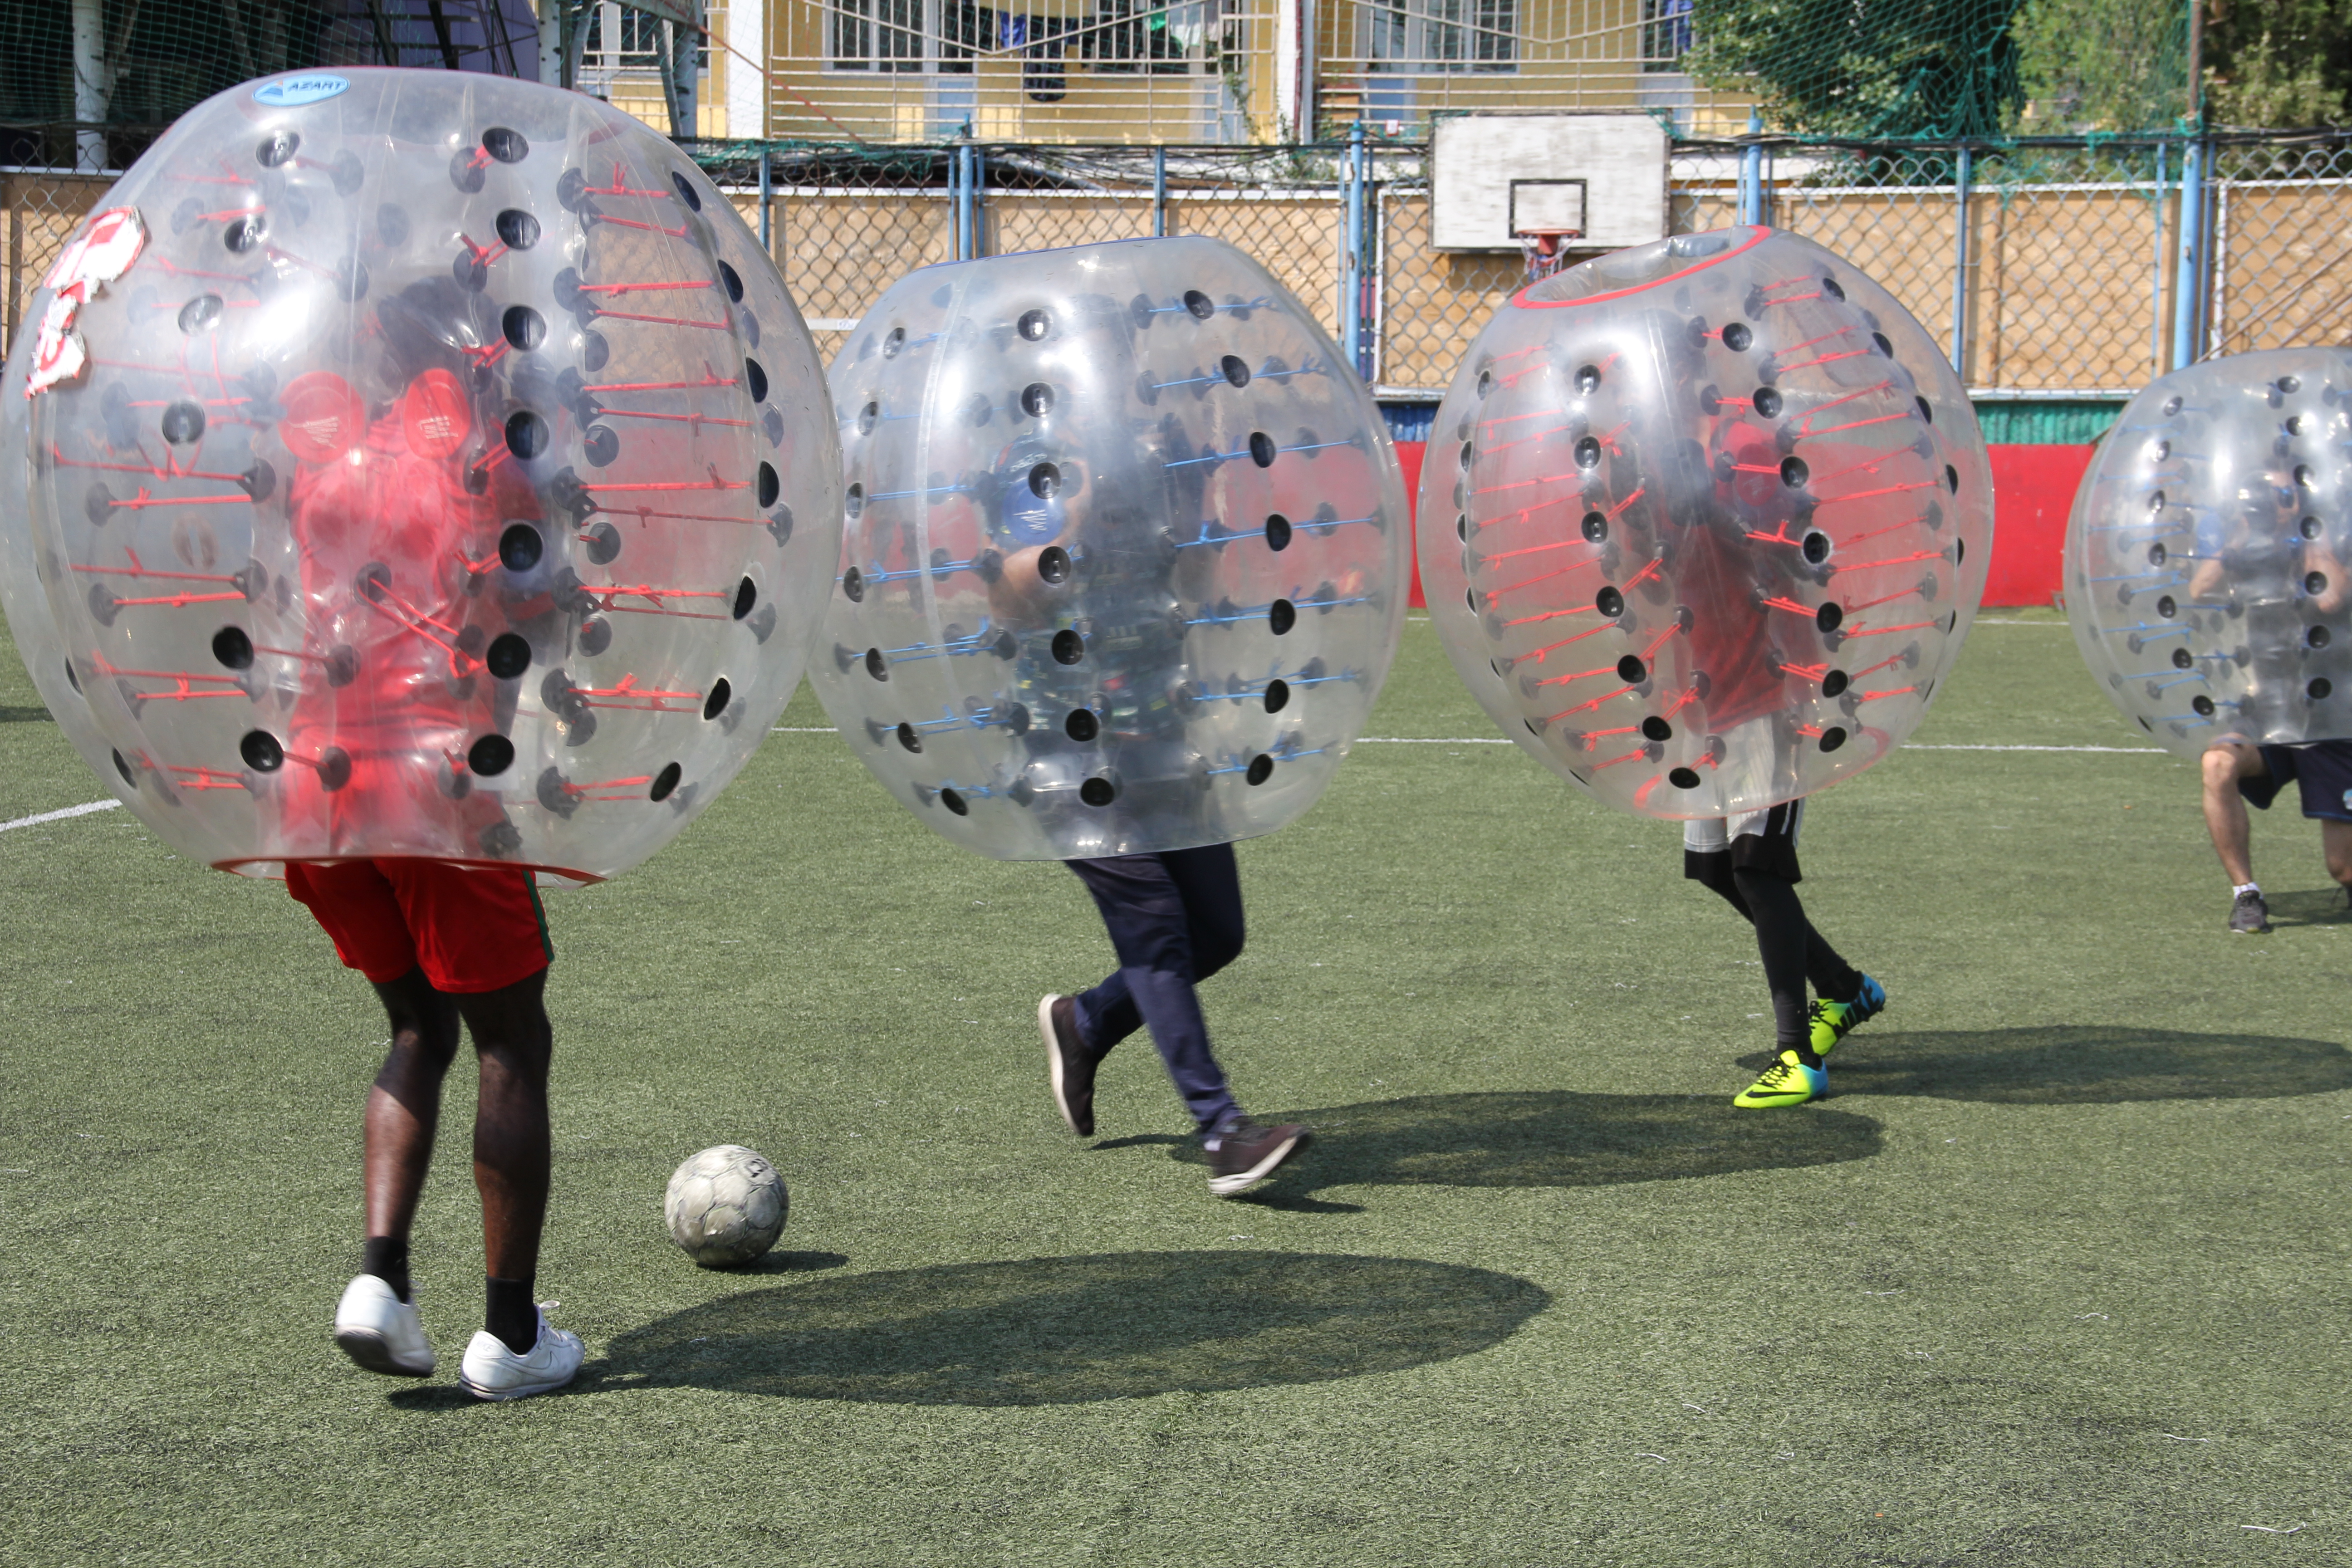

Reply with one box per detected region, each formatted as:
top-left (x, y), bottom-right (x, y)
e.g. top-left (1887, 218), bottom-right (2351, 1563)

top-left (2016, 0), bottom-right (2352, 129)
top-left (2012, 0), bottom-right (2187, 130)
top-left (1684, 0), bottom-right (2026, 138)
top-left (2204, 0), bottom-right (2352, 127)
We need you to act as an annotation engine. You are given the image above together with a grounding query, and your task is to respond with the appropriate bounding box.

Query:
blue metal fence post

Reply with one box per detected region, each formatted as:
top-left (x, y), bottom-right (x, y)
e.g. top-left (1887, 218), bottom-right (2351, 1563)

top-left (1153, 145), bottom-right (1168, 237)
top-left (970, 144), bottom-right (987, 258)
top-left (2172, 138), bottom-right (2205, 369)
top-left (1949, 143), bottom-right (1972, 377)
top-left (1354, 118), bottom-right (1373, 381)
top-left (758, 148), bottom-right (772, 254)
top-left (950, 144), bottom-right (965, 260)
top-left (1361, 133), bottom-right (1378, 381)
top-left (1739, 110), bottom-right (1762, 225)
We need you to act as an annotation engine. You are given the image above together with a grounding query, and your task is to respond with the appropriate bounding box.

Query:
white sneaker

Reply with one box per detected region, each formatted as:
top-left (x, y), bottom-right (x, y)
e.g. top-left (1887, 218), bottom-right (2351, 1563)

top-left (333, 1274), bottom-right (436, 1377)
top-left (458, 1308), bottom-right (584, 1401)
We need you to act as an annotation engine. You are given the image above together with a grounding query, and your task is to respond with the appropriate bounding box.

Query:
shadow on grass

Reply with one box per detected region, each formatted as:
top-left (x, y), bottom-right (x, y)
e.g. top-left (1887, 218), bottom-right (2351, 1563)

top-left (2264, 887), bottom-right (2352, 928)
top-left (1735, 1025), bottom-right (2352, 1103)
top-left (0, 706), bottom-right (52, 723)
top-left (1160, 1090), bottom-right (1882, 1205)
top-left (739, 1249), bottom-right (851, 1275)
top-left (595, 1250), bottom-right (1547, 1406)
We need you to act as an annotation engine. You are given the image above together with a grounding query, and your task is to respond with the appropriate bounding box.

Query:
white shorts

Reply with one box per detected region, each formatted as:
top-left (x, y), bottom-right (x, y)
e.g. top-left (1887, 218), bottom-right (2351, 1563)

top-left (1683, 797), bottom-right (1806, 854)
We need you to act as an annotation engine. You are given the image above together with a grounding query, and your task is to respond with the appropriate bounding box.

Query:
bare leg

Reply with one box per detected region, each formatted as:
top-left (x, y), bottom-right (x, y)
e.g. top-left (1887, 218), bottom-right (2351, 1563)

top-left (363, 969), bottom-right (463, 1248)
top-left (2322, 819), bottom-right (2352, 894)
top-left (2201, 742), bottom-right (2268, 886)
top-left (453, 969), bottom-right (554, 1284)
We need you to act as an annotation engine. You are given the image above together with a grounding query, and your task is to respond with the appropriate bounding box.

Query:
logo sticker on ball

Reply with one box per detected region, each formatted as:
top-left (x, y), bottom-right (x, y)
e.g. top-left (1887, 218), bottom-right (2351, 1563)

top-left (253, 75), bottom-right (350, 106)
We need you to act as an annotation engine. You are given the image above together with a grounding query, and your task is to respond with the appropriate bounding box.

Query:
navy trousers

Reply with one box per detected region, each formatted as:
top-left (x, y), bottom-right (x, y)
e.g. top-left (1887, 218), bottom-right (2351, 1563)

top-left (1064, 843), bottom-right (1246, 1133)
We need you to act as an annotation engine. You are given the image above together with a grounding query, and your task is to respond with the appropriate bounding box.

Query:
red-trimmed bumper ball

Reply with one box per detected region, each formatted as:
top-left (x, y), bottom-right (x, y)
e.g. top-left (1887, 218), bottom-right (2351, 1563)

top-left (0, 68), bottom-right (841, 884)
top-left (1416, 226), bottom-right (1994, 819)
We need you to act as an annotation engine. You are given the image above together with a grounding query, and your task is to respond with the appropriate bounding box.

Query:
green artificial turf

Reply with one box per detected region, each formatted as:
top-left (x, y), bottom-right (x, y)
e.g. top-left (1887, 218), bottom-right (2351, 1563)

top-left (4, 608), bottom-right (2350, 1566)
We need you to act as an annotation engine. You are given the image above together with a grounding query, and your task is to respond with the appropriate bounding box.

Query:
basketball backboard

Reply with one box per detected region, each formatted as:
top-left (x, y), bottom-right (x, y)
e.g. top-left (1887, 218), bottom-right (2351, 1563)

top-left (1430, 113), bottom-right (1669, 252)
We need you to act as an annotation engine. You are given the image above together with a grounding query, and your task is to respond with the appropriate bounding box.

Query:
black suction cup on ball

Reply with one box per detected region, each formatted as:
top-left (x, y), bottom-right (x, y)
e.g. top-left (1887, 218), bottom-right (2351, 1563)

top-left (500, 524), bottom-right (544, 572)
top-left (485, 634), bottom-right (532, 680)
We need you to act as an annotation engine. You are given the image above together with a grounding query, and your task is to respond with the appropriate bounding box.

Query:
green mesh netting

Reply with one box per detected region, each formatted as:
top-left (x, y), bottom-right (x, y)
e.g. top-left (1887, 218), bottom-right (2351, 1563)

top-left (1, 2), bottom-right (565, 163)
top-left (1683, 0), bottom-right (2191, 139)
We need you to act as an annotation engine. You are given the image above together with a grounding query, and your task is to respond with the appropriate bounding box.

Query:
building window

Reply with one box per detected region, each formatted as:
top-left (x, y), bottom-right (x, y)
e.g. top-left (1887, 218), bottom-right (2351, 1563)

top-left (832, 0), bottom-right (928, 70)
top-left (582, 4), bottom-right (707, 74)
top-left (1641, 0), bottom-right (1691, 71)
top-left (1083, 0), bottom-right (1206, 74)
top-left (1000, 14), bottom-right (1072, 100)
top-left (827, 0), bottom-right (1206, 77)
top-left (1364, 0), bottom-right (1516, 74)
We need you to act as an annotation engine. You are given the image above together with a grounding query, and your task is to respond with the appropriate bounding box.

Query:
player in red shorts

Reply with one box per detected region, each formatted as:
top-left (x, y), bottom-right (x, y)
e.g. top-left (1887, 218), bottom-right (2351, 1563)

top-left (1673, 421), bottom-right (1883, 1109)
top-left (290, 283), bottom-right (582, 1400)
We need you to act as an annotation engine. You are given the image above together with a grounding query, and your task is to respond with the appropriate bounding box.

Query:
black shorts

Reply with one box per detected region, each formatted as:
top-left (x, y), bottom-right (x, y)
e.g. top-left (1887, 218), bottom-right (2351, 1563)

top-left (2242, 741), bottom-right (2352, 823)
top-left (1682, 799), bottom-right (1805, 884)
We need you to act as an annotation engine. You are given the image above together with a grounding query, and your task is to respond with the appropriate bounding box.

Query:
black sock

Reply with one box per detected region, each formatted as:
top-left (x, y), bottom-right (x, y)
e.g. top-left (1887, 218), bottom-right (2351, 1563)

top-left (1805, 934), bottom-right (1863, 1006)
top-left (1733, 867), bottom-right (1823, 1067)
top-left (485, 1275), bottom-right (539, 1355)
top-left (362, 1236), bottom-right (411, 1303)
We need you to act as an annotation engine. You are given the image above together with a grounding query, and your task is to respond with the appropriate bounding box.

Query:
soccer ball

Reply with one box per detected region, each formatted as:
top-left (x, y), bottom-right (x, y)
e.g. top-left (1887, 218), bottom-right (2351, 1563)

top-left (663, 1145), bottom-right (789, 1268)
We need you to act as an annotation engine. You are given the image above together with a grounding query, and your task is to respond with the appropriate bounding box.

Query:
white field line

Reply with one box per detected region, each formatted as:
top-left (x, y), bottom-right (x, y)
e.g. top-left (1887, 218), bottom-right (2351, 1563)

top-left (1908, 743), bottom-right (2167, 754)
top-left (774, 727), bottom-right (2163, 755)
top-left (0, 732), bottom-right (2177, 842)
top-left (1353, 738), bottom-right (2166, 754)
top-left (0, 799), bottom-right (122, 833)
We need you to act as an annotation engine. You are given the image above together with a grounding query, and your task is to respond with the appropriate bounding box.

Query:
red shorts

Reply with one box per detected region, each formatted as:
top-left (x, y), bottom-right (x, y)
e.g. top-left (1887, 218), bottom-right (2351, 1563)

top-left (286, 859), bottom-right (552, 995)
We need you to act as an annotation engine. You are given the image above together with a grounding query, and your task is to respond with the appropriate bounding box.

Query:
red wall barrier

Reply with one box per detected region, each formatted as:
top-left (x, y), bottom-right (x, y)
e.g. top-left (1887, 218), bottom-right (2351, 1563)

top-left (1982, 443), bottom-right (2094, 607)
top-left (1397, 438), bottom-right (1428, 608)
top-left (1392, 438), bottom-right (2094, 612)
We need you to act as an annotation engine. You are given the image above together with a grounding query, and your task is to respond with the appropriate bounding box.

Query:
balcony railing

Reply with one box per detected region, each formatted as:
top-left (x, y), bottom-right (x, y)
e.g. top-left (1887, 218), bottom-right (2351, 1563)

top-left (756, 0), bottom-right (1749, 143)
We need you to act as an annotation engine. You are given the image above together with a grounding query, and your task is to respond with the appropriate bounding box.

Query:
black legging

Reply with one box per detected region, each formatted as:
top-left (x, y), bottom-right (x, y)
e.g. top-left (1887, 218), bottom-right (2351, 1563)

top-left (1687, 852), bottom-right (1862, 1052)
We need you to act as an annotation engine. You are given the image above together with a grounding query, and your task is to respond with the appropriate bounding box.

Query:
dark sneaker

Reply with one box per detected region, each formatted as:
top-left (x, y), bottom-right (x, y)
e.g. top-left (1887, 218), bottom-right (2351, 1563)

top-left (1038, 994), bottom-right (1096, 1137)
top-left (2229, 889), bottom-right (2271, 934)
top-left (1206, 1118), bottom-right (1309, 1197)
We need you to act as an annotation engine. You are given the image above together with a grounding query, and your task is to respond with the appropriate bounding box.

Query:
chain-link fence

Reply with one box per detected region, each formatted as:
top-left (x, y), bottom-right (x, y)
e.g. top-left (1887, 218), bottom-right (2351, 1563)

top-left (689, 140), bottom-right (1358, 368)
top-left (8, 131), bottom-right (2351, 407)
top-left (2, 172), bottom-right (111, 347)
top-left (1375, 131), bottom-right (2352, 400)
top-left (2204, 139), bottom-right (2352, 363)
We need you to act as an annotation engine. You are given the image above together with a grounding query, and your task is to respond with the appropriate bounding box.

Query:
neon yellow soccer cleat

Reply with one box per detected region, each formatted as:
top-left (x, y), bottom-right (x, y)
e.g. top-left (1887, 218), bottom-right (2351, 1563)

top-left (1809, 975), bottom-right (1887, 1060)
top-left (1733, 1050), bottom-right (1828, 1109)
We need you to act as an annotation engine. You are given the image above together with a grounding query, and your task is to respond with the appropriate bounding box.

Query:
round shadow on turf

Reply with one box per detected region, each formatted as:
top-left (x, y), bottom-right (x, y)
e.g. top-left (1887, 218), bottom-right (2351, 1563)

top-left (1164, 1090), bottom-right (1882, 1203)
top-left (1734, 1025), bottom-right (2352, 1104)
top-left (598, 1250), bottom-right (1547, 1405)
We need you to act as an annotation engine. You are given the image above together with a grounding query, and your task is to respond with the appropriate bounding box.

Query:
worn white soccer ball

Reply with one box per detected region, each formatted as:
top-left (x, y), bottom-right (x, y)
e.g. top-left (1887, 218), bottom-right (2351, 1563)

top-left (662, 1144), bottom-right (788, 1268)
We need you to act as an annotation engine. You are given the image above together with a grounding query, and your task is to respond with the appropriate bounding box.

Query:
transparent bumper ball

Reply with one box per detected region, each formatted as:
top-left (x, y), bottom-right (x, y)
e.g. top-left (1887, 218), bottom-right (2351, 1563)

top-left (1418, 226), bottom-right (1994, 820)
top-left (0, 68), bottom-right (841, 883)
top-left (812, 236), bottom-right (1411, 860)
top-left (2064, 348), bottom-right (2352, 757)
